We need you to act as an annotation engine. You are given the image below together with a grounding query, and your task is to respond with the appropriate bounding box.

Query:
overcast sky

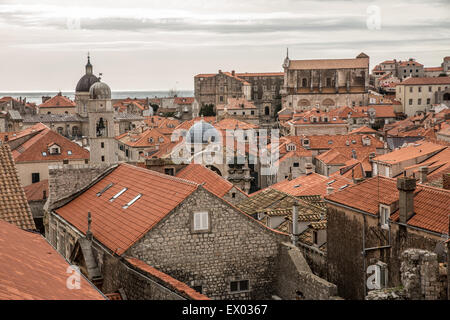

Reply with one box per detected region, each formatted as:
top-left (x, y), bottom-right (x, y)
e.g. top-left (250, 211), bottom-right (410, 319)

top-left (0, 0), bottom-right (449, 92)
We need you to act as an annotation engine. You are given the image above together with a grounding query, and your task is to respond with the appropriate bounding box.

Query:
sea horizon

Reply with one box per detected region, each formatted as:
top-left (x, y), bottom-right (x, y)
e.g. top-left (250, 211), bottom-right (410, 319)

top-left (0, 90), bottom-right (194, 105)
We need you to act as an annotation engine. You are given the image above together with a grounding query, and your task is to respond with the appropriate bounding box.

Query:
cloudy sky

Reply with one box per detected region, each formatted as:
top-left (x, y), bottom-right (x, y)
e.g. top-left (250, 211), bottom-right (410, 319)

top-left (0, 0), bottom-right (449, 92)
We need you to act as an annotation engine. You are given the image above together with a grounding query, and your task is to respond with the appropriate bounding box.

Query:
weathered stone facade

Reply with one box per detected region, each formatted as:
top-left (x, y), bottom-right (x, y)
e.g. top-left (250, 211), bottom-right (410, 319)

top-left (126, 187), bottom-right (283, 300)
top-left (274, 243), bottom-right (338, 300)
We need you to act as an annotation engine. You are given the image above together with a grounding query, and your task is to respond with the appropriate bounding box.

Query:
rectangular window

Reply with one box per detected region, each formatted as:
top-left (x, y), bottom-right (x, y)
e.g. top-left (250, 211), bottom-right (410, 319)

top-left (230, 280), bottom-right (249, 293)
top-left (193, 211), bottom-right (209, 231)
top-left (193, 286), bottom-right (203, 294)
top-left (418, 98), bottom-right (421, 105)
top-left (32, 173), bottom-right (40, 183)
top-left (293, 162), bottom-right (299, 167)
top-left (63, 159), bottom-right (69, 164)
top-left (164, 168), bottom-right (175, 176)
top-left (427, 98), bottom-right (431, 104)
top-left (313, 230), bottom-right (318, 245)
top-left (409, 87), bottom-right (413, 93)
top-left (409, 99), bottom-right (413, 105)
top-left (429, 86), bottom-right (432, 92)
top-left (101, 142), bottom-right (105, 148)
top-left (101, 155), bottom-right (105, 162)
top-left (110, 187), bottom-right (128, 202)
top-left (380, 205), bottom-right (390, 230)
top-left (418, 86), bottom-right (421, 92)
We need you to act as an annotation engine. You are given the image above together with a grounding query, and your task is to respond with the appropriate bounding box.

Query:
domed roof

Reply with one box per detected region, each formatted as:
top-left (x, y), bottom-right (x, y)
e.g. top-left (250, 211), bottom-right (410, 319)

top-left (76, 74), bottom-right (99, 92)
top-left (187, 120), bottom-right (220, 144)
top-left (89, 81), bottom-right (111, 100)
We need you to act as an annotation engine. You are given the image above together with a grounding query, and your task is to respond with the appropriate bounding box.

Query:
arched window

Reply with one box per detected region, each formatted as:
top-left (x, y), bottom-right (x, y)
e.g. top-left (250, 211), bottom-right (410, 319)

top-left (302, 78), bottom-right (308, 87)
top-left (96, 118), bottom-right (107, 137)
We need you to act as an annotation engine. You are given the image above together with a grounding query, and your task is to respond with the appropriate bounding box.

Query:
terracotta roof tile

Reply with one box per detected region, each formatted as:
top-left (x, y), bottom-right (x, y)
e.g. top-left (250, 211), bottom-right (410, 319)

top-left (0, 145), bottom-right (36, 230)
top-left (373, 141), bottom-right (446, 165)
top-left (11, 125), bottom-right (89, 163)
top-left (126, 257), bottom-right (209, 300)
top-left (54, 164), bottom-right (199, 255)
top-left (0, 219), bottom-right (104, 300)
top-left (326, 176), bottom-right (450, 235)
top-left (289, 57), bottom-right (369, 70)
top-left (23, 180), bottom-right (49, 202)
top-left (399, 77), bottom-right (450, 86)
top-left (38, 94), bottom-right (75, 108)
top-left (176, 163), bottom-right (247, 198)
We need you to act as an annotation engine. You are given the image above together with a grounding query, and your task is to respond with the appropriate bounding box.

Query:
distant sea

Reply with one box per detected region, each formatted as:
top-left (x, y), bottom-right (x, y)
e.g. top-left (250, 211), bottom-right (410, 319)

top-left (0, 90), bottom-right (194, 105)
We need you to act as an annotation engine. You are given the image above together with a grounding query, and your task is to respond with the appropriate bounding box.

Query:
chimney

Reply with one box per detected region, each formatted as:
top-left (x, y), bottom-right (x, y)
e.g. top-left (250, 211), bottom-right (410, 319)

top-left (43, 190), bottom-right (47, 200)
top-left (218, 70), bottom-right (222, 74)
top-left (326, 186), bottom-right (334, 195)
top-left (397, 176), bottom-right (416, 224)
top-left (231, 70), bottom-right (235, 76)
top-left (86, 212), bottom-right (93, 241)
top-left (418, 166), bottom-right (428, 184)
top-left (291, 202), bottom-right (299, 246)
top-left (305, 163), bottom-right (313, 174)
top-left (288, 172), bottom-right (293, 181)
top-left (443, 173), bottom-right (450, 190)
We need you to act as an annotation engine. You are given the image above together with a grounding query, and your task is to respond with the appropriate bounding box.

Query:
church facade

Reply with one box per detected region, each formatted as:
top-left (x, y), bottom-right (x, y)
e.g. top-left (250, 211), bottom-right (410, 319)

top-left (281, 52), bottom-right (370, 111)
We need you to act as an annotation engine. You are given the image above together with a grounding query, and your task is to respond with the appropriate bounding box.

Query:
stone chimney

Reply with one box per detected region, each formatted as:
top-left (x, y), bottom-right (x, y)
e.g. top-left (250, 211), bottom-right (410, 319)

top-left (418, 166), bottom-right (428, 184)
top-left (397, 176), bottom-right (416, 224)
top-left (288, 172), bottom-right (293, 181)
top-left (305, 163), bottom-right (313, 175)
top-left (86, 211), bottom-right (93, 241)
top-left (231, 70), bottom-right (235, 76)
top-left (326, 186), bottom-right (334, 195)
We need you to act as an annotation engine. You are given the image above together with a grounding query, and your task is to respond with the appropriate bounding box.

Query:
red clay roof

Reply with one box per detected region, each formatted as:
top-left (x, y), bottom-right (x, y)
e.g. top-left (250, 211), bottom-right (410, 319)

top-left (126, 257), bottom-right (209, 300)
top-left (116, 128), bottom-right (170, 148)
top-left (326, 176), bottom-right (450, 235)
top-left (39, 94), bottom-right (76, 108)
top-left (214, 118), bottom-right (259, 130)
top-left (400, 77), bottom-right (450, 85)
top-left (176, 164), bottom-right (246, 198)
top-left (0, 145), bottom-right (36, 230)
top-left (373, 141), bottom-right (446, 165)
top-left (12, 126), bottom-right (89, 163)
top-left (54, 164), bottom-right (199, 255)
top-left (0, 219), bottom-right (104, 300)
top-left (174, 97), bottom-right (195, 105)
top-left (271, 173), bottom-right (353, 197)
top-left (349, 126), bottom-right (378, 134)
top-left (24, 180), bottom-right (49, 202)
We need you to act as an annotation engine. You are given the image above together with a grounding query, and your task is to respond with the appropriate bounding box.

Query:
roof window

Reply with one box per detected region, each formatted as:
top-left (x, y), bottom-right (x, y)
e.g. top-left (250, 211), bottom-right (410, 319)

top-left (123, 194), bottom-right (142, 209)
top-left (327, 179), bottom-right (336, 185)
top-left (340, 184), bottom-right (349, 190)
top-left (97, 183), bottom-right (113, 197)
top-left (110, 187), bottom-right (128, 202)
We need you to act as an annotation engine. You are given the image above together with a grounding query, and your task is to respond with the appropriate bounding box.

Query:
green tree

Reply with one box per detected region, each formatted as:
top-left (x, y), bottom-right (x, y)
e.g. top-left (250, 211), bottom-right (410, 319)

top-left (200, 104), bottom-right (216, 116)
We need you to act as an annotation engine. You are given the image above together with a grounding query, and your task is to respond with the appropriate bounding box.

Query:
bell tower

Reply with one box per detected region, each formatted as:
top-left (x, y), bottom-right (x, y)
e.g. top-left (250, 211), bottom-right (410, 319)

top-left (87, 79), bottom-right (117, 164)
top-left (75, 53), bottom-right (99, 118)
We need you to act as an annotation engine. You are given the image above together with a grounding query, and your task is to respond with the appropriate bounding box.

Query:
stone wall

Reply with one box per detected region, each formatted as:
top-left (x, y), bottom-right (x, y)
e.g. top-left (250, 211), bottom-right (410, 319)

top-left (46, 163), bottom-right (115, 210)
top-left (101, 254), bottom-right (187, 300)
top-left (366, 249), bottom-right (447, 300)
top-left (126, 186), bottom-right (283, 300)
top-left (274, 243), bottom-right (338, 300)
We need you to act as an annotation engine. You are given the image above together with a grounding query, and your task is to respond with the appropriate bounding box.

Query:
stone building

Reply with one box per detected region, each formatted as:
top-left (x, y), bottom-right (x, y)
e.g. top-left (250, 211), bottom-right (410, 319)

top-left (281, 52), bottom-right (370, 111)
top-left (395, 77), bottom-right (450, 116)
top-left (5, 123), bottom-right (89, 186)
top-left (194, 70), bottom-right (283, 121)
top-left (216, 98), bottom-right (260, 125)
top-left (87, 80), bottom-right (118, 164)
top-left (325, 176), bottom-right (450, 300)
top-left (46, 163), bottom-right (285, 299)
top-left (38, 93), bottom-right (77, 115)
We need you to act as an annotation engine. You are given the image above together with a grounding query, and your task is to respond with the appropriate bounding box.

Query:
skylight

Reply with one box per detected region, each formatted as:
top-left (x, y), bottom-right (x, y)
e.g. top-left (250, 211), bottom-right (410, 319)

top-left (109, 187), bottom-right (128, 202)
top-left (67, 150), bottom-right (72, 155)
top-left (42, 152), bottom-right (47, 156)
top-left (327, 179), bottom-right (336, 185)
top-left (123, 194), bottom-right (142, 209)
top-left (340, 184), bottom-right (349, 190)
top-left (97, 183), bottom-right (113, 197)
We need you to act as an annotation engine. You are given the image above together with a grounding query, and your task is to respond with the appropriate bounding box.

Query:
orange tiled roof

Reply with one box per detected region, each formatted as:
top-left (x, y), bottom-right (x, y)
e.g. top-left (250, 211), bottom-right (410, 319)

top-left (0, 219), bottom-right (104, 300)
top-left (424, 67), bottom-right (443, 72)
top-left (116, 127), bottom-right (170, 148)
top-left (175, 117), bottom-right (216, 131)
top-left (373, 141), bottom-right (445, 164)
top-left (287, 134), bottom-right (383, 150)
top-left (0, 145), bottom-right (36, 230)
top-left (271, 173), bottom-right (352, 197)
top-left (400, 77), bottom-right (450, 85)
top-left (126, 257), bottom-right (209, 300)
top-left (216, 98), bottom-right (257, 110)
top-left (176, 163), bottom-right (246, 198)
top-left (11, 126), bottom-right (89, 163)
top-left (174, 97), bottom-right (194, 105)
top-left (325, 176), bottom-right (450, 235)
top-left (356, 105), bottom-right (396, 118)
top-left (54, 164), bottom-right (199, 255)
top-left (349, 126), bottom-right (378, 134)
top-left (23, 179), bottom-right (49, 202)
top-left (38, 94), bottom-right (76, 108)
top-left (236, 72), bottom-right (283, 77)
top-left (398, 60), bottom-right (423, 67)
top-left (214, 118), bottom-right (259, 130)
top-left (289, 57), bottom-right (368, 70)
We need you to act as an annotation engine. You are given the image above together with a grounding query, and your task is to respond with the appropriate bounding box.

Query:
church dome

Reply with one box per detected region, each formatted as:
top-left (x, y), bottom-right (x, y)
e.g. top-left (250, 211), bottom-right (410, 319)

top-left (89, 81), bottom-right (111, 100)
top-left (75, 55), bottom-right (99, 92)
top-left (187, 120), bottom-right (220, 144)
top-left (76, 74), bottom-right (99, 92)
